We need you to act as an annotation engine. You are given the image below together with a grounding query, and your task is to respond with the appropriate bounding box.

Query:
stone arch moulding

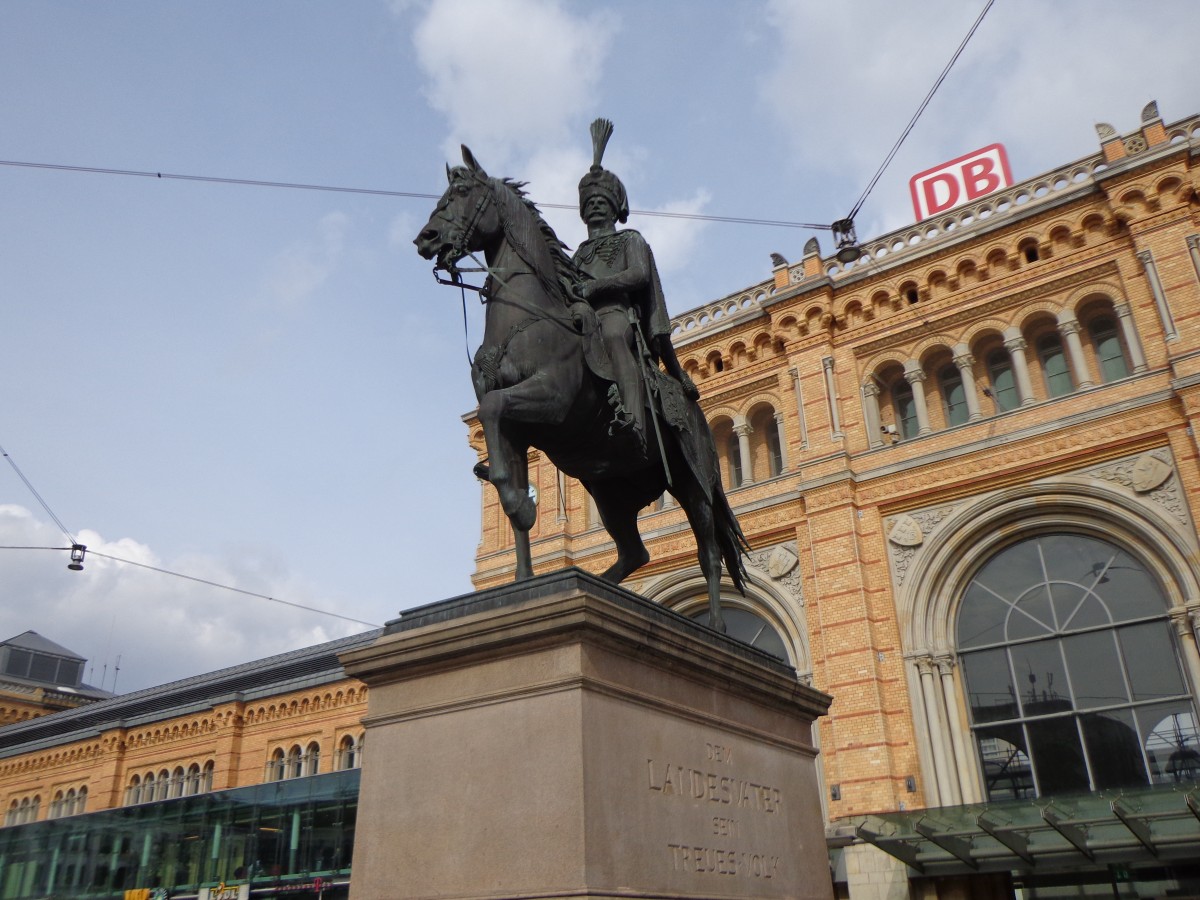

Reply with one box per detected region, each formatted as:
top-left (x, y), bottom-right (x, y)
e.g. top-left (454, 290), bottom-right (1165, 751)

top-left (637, 550), bottom-right (811, 677)
top-left (1063, 280), bottom-right (1127, 313)
top-left (893, 473), bottom-right (1200, 658)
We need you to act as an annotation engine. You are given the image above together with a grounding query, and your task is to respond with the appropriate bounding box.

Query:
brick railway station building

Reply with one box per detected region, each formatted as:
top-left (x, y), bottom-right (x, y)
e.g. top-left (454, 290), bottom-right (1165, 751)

top-left (3, 102), bottom-right (1200, 899)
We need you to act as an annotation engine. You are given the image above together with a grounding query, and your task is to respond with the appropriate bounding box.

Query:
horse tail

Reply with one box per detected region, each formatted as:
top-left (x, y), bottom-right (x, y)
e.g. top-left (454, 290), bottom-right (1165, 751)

top-left (713, 484), bottom-right (751, 594)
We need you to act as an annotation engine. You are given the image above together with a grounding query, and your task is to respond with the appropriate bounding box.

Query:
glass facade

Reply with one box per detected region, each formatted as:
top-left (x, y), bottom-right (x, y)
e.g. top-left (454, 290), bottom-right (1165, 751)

top-left (0, 769), bottom-right (358, 899)
top-left (958, 534), bottom-right (1199, 801)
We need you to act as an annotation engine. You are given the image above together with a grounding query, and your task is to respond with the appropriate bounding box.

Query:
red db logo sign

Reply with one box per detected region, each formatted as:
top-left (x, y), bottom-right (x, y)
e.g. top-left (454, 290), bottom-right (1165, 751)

top-left (909, 144), bottom-right (1012, 221)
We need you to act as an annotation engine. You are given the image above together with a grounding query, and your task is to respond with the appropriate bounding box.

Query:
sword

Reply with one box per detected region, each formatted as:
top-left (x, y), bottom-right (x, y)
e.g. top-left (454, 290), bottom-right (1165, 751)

top-left (628, 307), bottom-right (673, 490)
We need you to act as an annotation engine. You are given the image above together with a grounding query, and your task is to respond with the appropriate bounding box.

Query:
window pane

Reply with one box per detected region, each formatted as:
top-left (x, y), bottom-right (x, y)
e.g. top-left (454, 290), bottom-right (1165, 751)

top-left (1009, 640), bottom-right (1071, 717)
top-left (1120, 621), bottom-right (1186, 701)
top-left (1008, 587), bottom-right (1055, 641)
top-left (766, 421), bottom-right (783, 477)
top-left (1081, 709), bottom-right (1148, 789)
top-left (4, 648), bottom-right (32, 678)
top-left (975, 725), bottom-right (1035, 801)
top-left (986, 353), bottom-right (1017, 411)
top-left (957, 581), bottom-right (1010, 649)
top-left (1027, 717), bottom-right (1089, 794)
top-left (29, 653), bottom-right (57, 682)
top-left (55, 658), bottom-right (82, 686)
top-left (895, 386), bottom-right (918, 438)
top-left (1062, 631), bottom-right (1127, 708)
top-left (1038, 534), bottom-right (1105, 586)
top-left (1090, 319), bottom-right (1129, 382)
top-left (1039, 336), bottom-right (1073, 397)
top-left (1137, 706), bottom-right (1200, 784)
top-left (1094, 552), bottom-right (1168, 622)
top-left (961, 649), bottom-right (1018, 723)
top-left (941, 368), bottom-right (968, 427)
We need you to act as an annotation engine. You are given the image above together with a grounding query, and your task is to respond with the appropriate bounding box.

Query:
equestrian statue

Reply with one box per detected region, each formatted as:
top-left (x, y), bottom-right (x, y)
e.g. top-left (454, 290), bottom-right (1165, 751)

top-left (414, 119), bottom-right (748, 632)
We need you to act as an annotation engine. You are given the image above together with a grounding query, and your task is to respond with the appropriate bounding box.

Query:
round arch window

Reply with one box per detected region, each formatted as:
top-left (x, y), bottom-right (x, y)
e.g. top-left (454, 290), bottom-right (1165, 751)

top-left (690, 606), bottom-right (789, 661)
top-left (957, 533), bottom-right (1198, 801)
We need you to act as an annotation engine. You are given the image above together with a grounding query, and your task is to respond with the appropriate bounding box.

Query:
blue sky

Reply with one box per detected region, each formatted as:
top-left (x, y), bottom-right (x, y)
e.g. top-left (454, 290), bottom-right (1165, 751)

top-left (3, 1), bottom-right (1197, 692)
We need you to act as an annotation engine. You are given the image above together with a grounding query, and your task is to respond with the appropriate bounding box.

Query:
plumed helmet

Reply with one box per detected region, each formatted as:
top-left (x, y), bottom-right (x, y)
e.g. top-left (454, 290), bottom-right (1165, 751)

top-left (578, 118), bottom-right (629, 224)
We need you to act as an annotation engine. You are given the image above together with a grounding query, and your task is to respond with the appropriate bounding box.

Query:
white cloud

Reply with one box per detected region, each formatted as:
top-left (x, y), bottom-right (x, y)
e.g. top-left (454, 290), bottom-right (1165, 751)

top-left (0, 505), bottom-right (365, 695)
top-left (634, 189), bottom-right (712, 277)
top-left (411, 0), bottom-right (619, 167)
top-left (760, 0), bottom-right (1200, 231)
top-left (260, 211), bottom-right (350, 310)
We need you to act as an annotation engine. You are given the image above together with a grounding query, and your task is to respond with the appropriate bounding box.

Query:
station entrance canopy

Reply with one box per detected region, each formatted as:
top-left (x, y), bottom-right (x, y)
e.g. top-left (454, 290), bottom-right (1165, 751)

top-left (853, 782), bottom-right (1200, 877)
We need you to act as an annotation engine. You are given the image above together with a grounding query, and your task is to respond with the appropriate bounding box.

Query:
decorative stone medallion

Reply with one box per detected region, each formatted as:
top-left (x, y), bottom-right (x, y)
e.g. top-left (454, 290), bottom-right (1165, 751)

top-left (767, 545), bottom-right (799, 579)
top-left (1131, 452), bottom-right (1173, 493)
top-left (887, 514), bottom-right (923, 547)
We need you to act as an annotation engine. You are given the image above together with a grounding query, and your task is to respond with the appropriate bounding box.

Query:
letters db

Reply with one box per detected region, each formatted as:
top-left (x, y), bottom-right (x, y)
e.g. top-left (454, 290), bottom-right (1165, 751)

top-left (909, 144), bottom-right (1013, 221)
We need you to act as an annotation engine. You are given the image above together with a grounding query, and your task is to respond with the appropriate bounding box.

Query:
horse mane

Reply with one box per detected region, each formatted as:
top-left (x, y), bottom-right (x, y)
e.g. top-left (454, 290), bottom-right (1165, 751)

top-left (490, 178), bottom-right (580, 306)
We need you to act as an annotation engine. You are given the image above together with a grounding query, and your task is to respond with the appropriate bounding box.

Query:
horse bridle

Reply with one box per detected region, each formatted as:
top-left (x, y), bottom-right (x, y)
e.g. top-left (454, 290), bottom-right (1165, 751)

top-left (430, 168), bottom-right (510, 297)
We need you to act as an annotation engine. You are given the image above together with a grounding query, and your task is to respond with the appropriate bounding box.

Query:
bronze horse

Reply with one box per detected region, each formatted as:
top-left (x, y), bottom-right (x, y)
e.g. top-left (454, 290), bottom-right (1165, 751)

top-left (415, 146), bottom-right (746, 631)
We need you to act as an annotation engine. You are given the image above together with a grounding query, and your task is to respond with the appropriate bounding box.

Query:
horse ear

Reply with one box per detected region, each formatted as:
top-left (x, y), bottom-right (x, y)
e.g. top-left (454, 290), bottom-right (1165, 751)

top-left (446, 163), bottom-right (453, 184)
top-left (461, 145), bottom-right (485, 176)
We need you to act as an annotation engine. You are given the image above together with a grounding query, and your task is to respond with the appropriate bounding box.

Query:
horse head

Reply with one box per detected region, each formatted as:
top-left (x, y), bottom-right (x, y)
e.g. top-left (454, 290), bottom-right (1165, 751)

top-left (414, 145), bottom-right (500, 271)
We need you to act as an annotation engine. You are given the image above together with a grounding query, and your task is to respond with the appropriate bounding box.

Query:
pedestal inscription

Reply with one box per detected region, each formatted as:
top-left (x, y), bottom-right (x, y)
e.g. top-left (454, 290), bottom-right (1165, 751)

top-left (342, 569), bottom-right (832, 900)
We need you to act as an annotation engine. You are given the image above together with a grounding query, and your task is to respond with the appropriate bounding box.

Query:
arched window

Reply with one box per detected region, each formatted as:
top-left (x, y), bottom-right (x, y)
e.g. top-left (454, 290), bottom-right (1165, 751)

top-left (337, 734), bottom-right (361, 770)
top-left (893, 381), bottom-right (918, 439)
top-left (689, 606), bottom-right (790, 661)
top-left (1036, 333), bottom-right (1073, 397)
top-left (1088, 315), bottom-right (1130, 382)
top-left (185, 763), bottom-right (201, 796)
top-left (748, 405), bottom-right (783, 479)
top-left (156, 769), bottom-right (170, 802)
top-left (269, 748), bottom-right (286, 782)
top-left (142, 772), bottom-right (155, 802)
top-left (202, 760), bottom-right (214, 793)
top-left (985, 349), bottom-right (1017, 412)
top-left (305, 741), bottom-right (321, 776)
top-left (125, 775), bottom-right (142, 806)
top-left (766, 420), bottom-right (784, 477)
top-left (726, 433), bottom-right (743, 487)
top-left (288, 745), bottom-right (304, 779)
top-left (170, 767), bottom-right (186, 799)
top-left (49, 791), bottom-right (65, 819)
top-left (74, 786), bottom-right (87, 816)
top-left (939, 365), bottom-right (968, 427)
top-left (957, 534), bottom-right (1198, 801)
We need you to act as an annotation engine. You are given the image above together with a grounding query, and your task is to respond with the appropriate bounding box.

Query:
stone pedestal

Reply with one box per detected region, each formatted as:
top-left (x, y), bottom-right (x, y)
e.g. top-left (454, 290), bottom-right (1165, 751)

top-left (341, 569), bottom-right (833, 900)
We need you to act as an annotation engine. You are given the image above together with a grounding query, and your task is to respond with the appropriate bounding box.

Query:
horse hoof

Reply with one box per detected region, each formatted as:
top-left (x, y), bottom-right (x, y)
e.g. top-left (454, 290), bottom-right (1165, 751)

top-left (513, 495), bottom-right (536, 531)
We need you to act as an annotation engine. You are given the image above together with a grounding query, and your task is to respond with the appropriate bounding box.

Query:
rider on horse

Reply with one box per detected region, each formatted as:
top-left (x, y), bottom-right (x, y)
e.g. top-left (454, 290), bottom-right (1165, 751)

top-left (571, 119), bottom-right (700, 452)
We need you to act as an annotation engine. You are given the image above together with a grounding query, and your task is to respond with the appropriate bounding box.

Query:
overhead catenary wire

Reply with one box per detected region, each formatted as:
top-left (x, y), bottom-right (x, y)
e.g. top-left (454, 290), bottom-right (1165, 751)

top-left (0, 544), bottom-right (381, 629)
top-left (0, 442), bottom-right (77, 545)
top-left (1, 437), bottom-right (380, 629)
top-left (845, 0), bottom-right (995, 224)
top-left (0, 158), bottom-right (832, 231)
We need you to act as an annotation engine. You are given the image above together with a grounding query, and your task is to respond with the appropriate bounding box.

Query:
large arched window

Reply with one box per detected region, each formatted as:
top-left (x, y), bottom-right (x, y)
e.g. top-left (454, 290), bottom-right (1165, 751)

top-left (957, 534), bottom-right (1198, 801)
top-left (689, 606), bottom-right (790, 661)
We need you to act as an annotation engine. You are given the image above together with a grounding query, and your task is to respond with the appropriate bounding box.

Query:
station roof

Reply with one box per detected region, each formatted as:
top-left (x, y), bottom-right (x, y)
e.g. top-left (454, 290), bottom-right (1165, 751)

top-left (0, 628), bottom-right (382, 758)
top-left (852, 783), bottom-right (1200, 877)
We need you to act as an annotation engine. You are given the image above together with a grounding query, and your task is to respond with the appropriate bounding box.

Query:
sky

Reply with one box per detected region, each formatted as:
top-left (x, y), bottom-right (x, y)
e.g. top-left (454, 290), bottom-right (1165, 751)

top-left (2, 1), bottom-right (1197, 695)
